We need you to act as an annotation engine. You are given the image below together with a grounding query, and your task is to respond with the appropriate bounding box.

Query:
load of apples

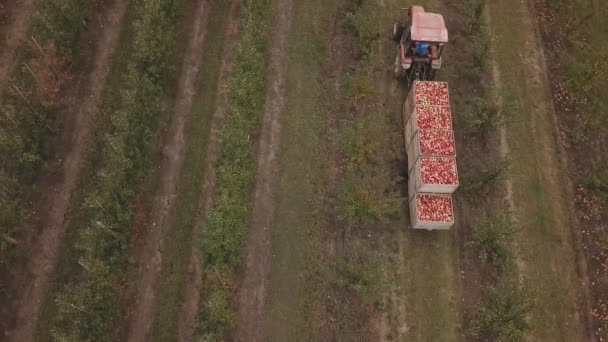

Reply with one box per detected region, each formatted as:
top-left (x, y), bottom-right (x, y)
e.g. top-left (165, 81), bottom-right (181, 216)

top-left (404, 81), bottom-right (459, 230)
top-left (409, 194), bottom-right (455, 229)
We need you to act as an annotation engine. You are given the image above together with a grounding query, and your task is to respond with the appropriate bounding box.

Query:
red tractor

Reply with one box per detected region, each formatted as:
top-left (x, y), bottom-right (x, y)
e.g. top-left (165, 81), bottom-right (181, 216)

top-left (393, 6), bottom-right (448, 84)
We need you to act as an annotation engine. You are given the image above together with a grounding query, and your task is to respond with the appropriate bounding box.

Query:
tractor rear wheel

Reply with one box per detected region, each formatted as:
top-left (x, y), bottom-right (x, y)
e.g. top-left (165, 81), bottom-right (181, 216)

top-left (393, 22), bottom-right (404, 42)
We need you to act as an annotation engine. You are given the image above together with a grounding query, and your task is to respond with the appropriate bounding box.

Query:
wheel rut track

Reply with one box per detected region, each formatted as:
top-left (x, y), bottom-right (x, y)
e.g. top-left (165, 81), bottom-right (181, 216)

top-left (175, 1), bottom-right (241, 341)
top-left (0, 0), bottom-right (37, 89)
top-left (121, 1), bottom-right (211, 341)
top-left (232, 0), bottom-right (294, 340)
top-left (1, 0), bottom-right (129, 340)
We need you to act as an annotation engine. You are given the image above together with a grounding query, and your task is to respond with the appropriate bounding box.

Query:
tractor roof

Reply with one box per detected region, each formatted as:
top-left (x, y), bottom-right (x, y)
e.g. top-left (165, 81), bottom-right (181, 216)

top-left (410, 6), bottom-right (448, 43)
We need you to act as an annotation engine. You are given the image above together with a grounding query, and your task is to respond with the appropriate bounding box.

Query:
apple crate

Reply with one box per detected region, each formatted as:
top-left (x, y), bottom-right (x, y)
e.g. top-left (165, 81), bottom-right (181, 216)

top-left (404, 104), bottom-right (453, 147)
top-left (409, 156), bottom-right (459, 194)
top-left (409, 193), bottom-right (455, 230)
top-left (403, 80), bottom-right (451, 124)
top-left (407, 170), bottom-right (416, 200)
top-left (406, 129), bottom-right (456, 172)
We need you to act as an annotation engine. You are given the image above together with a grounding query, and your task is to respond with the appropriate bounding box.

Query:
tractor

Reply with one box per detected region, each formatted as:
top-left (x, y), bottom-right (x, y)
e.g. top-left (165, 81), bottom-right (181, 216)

top-left (393, 6), bottom-right (448, 85)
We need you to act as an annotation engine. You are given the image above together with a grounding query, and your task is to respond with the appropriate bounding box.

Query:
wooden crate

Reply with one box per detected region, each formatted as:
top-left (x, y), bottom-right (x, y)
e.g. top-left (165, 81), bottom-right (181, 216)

top-left (409, 193), bottom-right (455, 230)
top-left (409, 156), bottom-right (459, 194)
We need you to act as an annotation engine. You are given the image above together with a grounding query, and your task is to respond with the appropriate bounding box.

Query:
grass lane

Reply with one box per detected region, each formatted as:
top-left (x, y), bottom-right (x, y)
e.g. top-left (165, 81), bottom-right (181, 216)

top-left (263, 0), bottom-right (337, 339)
top-left (379, 0), bottom-right (461, 340)
top-left (489, 0), bottom-right (589, 340)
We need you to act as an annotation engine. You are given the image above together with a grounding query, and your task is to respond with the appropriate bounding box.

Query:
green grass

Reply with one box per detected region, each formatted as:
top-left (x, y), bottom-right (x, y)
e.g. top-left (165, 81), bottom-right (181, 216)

top-left (397, 232), bottom-right (460, 340)
top-left (150, 2), bottom-right (230, 341)
top-left (194, 1), bottom-right (272, 339)
top-left (35, 0), bottom-right (185, 340)
top-left (262, 0), bottom-right (336, 338)
top-left (489, 0), bottom-right (589, 339)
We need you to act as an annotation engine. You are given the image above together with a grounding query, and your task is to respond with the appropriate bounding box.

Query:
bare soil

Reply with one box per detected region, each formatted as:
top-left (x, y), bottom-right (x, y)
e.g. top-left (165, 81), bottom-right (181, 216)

top-left (0, 0), bottom-right (128, 340)
top-left (118, 1), bottom-right (211, 341)
top-left (232, 0), bottom-right (294, 340)
top-left (0, 0), bottom-right (37, 88)
top-left (175, 1), bottom-right (241, 340)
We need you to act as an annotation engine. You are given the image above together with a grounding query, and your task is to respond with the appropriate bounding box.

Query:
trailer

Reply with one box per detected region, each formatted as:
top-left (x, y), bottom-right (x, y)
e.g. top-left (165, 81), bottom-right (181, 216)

top-left (404, 80), bottom-right (459, 230)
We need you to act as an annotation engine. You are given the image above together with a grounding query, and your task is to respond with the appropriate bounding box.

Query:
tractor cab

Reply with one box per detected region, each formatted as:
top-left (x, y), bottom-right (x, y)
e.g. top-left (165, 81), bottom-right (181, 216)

top-left (393, 6), bottom-right (448, 84)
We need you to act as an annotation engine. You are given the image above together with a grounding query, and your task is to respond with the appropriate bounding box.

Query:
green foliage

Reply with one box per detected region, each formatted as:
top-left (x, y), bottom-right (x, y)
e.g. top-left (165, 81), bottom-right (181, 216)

top-left (339, 73), bottom-right (354, 95)
top-left (49, 0), bottom-right (184, 339)
top-left (332, 257), bottom-right (379, 300)
top-left (582, 163), bottom-right (608, 196)
top-left (195, 1), bottom-right (271, 339)
top-left (466, 158), bottom-right (510, 195)
top-left (51, 262), bottom-right (117, 341)
top-left (199, 0), bottom-right (269, 268)
top-left (337, 115), bottom-right (400, 227)
top-left (472, 31), bottom-right (491, 72)
top-left (0, 170), bottom-right (24, 253)
top-left (470, 211), bottom-right (515, 267)
top-left (337, 169), bottom-right (398, 226)
top-left (340, 115), bottom-right (384, 168)
top-left (343, 7), bottom-right (380, 60)
top-left (0, 0), bottom-right (91, 265)
top-left (336, 3), bottom-right (400, 229)
top-left (33, 0), bottom-right (91, 54)
top-left (465, 95), bottom-right (516, 134)
top-left (195, 288), bottom-right (236, 341)
top-left (464, 0), bottom-right (490, 34)
top-left (470, 281), bottom-right (533, 342)
top-left (461, 0), bottom-right (492, 74)
top-left (564, 47), bottom-right (608, 94)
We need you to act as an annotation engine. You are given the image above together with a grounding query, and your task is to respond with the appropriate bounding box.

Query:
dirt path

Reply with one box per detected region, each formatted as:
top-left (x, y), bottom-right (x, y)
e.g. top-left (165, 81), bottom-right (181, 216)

top-left (175, 1), bottom-right (241, 341)
top-left (122, 1), bottom-right (210, 340)
top-left (2, 0), bottom-right (128, 340)
top-left (232, 0), bottom-right (293, 340)
top-left (0, 0), bottom-right (37, 88)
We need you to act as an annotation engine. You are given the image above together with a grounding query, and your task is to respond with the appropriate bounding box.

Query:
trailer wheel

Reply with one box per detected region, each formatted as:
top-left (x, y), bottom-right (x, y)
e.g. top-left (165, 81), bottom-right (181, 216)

top-left (394, 52), bottom-right (405, 79)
